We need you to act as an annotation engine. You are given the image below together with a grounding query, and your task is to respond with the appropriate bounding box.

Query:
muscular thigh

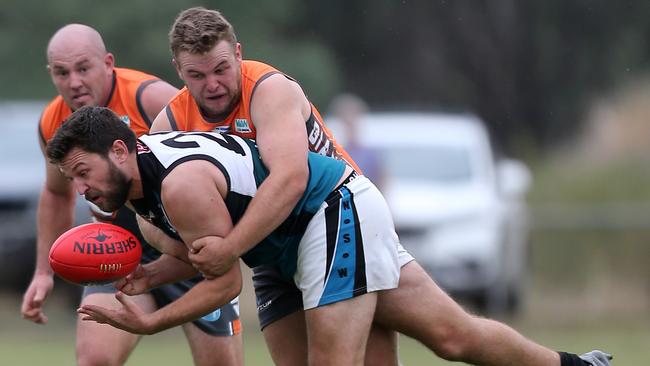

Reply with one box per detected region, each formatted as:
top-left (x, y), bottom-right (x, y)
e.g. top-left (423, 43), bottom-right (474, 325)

top-left (374, 261), bottom-right (471, 343)
top-left (261, 310), bottom-right (308, 366)
top-left (305, 292), bottom-right (377, 365)
top-left (182, 321), bottom-right (244, 366)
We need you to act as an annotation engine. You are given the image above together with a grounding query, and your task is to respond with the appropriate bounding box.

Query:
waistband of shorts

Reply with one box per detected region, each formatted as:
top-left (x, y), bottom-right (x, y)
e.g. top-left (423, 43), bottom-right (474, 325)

top-left (336, 170), bottom-right (359, 190)
top-left (326, 170), bottom-right (359, 202)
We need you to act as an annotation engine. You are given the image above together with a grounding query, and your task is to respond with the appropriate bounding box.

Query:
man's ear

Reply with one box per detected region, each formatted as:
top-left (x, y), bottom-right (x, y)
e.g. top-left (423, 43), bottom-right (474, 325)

top-left (111, 139), bottom-right (130, 163)
top-left (104, 52), bottom-right (115, 72)
top-left (235, 42), bottom-right (242, 62)
top-left (172, 58), bottom-right (183, 82)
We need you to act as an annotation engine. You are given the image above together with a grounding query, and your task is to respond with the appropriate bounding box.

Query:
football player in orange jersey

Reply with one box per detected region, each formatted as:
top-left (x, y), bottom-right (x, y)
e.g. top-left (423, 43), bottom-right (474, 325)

top-left (20, 23), bottom-right (243, 366)
top-left (144, 7), bottom-right (611, 366)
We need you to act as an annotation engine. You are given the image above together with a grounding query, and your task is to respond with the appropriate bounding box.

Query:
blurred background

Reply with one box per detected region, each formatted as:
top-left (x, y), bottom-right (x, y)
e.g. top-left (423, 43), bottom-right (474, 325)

top-left (2, 0), bottom-right (650, 364)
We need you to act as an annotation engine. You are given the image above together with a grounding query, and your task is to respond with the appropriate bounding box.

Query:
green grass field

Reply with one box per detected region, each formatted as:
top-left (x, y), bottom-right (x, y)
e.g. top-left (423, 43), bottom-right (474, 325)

top-left (3, 287), bottom-right (649, 365)
top-left (5, 224), bottom-right (650, 365)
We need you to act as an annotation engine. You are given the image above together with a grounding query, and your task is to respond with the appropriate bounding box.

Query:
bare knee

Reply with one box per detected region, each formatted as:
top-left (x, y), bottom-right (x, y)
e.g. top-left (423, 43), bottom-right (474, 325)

top-left (423, 315), bottom-right (479, 361)
top-left (76, 345), bottom-right (125, 366)
top-left (364, 325), bottom-right (399, 366)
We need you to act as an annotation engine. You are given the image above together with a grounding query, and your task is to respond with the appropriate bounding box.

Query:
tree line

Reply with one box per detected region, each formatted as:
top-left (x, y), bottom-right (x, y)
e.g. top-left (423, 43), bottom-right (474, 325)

top-left (3, 0), bottom-right (650, 154)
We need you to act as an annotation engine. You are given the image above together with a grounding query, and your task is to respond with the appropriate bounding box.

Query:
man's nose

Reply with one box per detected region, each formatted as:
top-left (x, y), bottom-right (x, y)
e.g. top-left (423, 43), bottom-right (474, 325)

top-left (206, 74), bottom-right (220, 92)
top-left (73, 179), bottom-right (89, 195)
top-left (69, 71), bottom-right (83, 89)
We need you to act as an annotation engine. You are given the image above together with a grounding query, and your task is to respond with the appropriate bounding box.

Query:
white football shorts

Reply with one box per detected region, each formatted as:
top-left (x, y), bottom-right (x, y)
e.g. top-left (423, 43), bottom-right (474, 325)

top-left (295, 174), bottom-right (404, 309)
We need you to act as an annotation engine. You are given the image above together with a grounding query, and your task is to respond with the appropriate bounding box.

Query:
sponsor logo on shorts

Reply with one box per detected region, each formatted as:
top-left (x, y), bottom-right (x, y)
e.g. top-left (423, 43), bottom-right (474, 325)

top-left (201, 308), bottom-right (222, 322)
top-left (257, 299), bottom-right (272, 312)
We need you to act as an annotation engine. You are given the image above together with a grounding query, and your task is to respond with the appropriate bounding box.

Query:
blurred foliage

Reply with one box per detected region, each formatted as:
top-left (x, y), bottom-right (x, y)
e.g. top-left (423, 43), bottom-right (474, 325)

top-left (4, 0), bottom-right (650, 154)
top-left (530, 157), bottom-right (650, 202)
top-left (0, 0), bottom-right (339, 110)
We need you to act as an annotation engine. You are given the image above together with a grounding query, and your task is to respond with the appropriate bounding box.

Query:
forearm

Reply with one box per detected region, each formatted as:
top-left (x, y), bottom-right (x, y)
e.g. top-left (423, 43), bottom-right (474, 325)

top-left (137, 216), bottom-right (189, 263)
top-left (227, 169), bottom-right (306, 256)
top-left (142, 254), bottom-right (198, 288)
top-left (35, 190), bottom-right (75, 274)
top-left (147, 265), bottom-right (242, 334)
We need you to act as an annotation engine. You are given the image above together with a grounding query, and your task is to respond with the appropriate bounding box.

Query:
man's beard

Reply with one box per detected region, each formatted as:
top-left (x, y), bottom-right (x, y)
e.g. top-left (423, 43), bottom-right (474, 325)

top-left (87, 161), bottom-right (132, 213)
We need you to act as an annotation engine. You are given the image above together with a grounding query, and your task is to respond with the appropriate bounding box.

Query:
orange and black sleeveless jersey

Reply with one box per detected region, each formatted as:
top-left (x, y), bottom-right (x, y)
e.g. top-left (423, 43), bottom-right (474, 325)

top-left (164, 60), bottom-right (359, 171)
top-left (39, 67), bottom-right (163, 143)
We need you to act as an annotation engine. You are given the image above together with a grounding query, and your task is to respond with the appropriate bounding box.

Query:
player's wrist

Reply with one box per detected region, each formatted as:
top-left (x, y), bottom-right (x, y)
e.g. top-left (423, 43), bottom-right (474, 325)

top-left (224, 232), bottom-right (247, 259)
top-left (33, 267), bottom-right (54, 277)
top-left (142, 313), bottom-right (161, 335)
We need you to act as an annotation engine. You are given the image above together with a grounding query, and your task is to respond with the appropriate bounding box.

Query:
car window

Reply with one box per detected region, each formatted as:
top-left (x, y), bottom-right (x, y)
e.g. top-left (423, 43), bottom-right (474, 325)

top-left (381, 145), bottom-right (473, 183)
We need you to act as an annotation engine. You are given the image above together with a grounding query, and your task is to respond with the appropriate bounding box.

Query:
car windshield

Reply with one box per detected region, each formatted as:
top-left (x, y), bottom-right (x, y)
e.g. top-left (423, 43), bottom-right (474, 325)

top-left (381, 145), bottom-right (473, 183)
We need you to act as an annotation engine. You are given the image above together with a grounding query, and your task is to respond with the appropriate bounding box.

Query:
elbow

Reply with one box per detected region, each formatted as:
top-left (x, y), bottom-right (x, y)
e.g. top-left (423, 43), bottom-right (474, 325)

top-left (222, 267), bottom-right (243, 303)
top-left (218, 274), bottom-right (242, 305)
top-left (284, 163), bottom-right (309, 200)
top-left (228, 277), bottom-right (243, 302)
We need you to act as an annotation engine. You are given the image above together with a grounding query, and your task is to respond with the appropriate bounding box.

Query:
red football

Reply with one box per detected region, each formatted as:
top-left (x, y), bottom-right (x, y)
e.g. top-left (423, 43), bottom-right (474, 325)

top-left (49, 222), bottom-right (142, 285)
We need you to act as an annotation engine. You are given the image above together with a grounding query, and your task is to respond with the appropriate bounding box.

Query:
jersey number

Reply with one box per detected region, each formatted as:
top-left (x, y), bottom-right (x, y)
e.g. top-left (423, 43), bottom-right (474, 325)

top-left (161, 132), bottom-right (246, 156)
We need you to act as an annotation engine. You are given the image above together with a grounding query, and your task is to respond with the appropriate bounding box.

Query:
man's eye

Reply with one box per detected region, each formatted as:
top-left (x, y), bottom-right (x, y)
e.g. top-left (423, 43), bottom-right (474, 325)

top-left (215, 65), bottom-right (229, 74)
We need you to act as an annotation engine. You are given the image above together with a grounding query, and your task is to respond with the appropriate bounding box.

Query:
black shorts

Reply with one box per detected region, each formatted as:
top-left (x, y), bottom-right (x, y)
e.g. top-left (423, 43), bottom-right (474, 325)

top-left (252, 264), bottom-right (303, 330)
top-left (83, 207), bottom-right (241, 336)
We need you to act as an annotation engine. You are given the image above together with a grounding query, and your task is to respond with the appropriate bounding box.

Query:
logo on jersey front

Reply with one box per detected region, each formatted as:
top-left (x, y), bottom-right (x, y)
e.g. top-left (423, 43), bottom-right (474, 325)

top-left (119, 115), bottom-right (130, 126)
top-left (136, 142), bottom-right (151, 154)
top-left (234, 119), bottom-right (252, 133)
top-left (213, 125), bottom-right (231, 134)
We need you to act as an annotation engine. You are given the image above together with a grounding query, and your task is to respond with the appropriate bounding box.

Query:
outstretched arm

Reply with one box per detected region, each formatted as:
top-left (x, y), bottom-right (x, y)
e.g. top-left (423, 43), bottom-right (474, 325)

top-left (79, 160), bottom-right (240, 334)
top-left (21, 138), bottom-right (76, 324)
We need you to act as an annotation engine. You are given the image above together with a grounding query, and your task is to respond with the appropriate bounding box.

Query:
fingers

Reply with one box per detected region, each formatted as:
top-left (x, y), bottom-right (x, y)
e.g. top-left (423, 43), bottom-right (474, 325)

top-left (20, 289), bottom-right (36, 315)
top-left (114, 291), bottom-right (129, 305)
top-left (32, 287), bottom-right (47, 306)
top-left (77, 303), bottom-right (114, 323)
top-left (35, 313), bottom-right (48, 324)
top-left (22, 309), bottom-right (48, 324)
top-left (77, 307), bottom-right (106, 323)
top-left (189, 238), bottom-right (206, 254)
top-left (21, 288), bottom-right (49, 324)
top-left (114, 278), bottom-right (128, 291)
top-left (114, 291), bottom-right (140, 314)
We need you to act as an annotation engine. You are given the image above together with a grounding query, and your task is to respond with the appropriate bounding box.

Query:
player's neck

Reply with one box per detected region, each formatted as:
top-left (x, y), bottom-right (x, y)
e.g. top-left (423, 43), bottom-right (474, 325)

top-left (126, 156), bottom-right (144, 200)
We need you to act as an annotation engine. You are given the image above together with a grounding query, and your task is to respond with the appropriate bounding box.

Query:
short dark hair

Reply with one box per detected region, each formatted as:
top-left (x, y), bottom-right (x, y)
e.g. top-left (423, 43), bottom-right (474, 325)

top-left (46, 106), bottom-right (137, 164)
top-left (169, 7), bottom-right (237, 57)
